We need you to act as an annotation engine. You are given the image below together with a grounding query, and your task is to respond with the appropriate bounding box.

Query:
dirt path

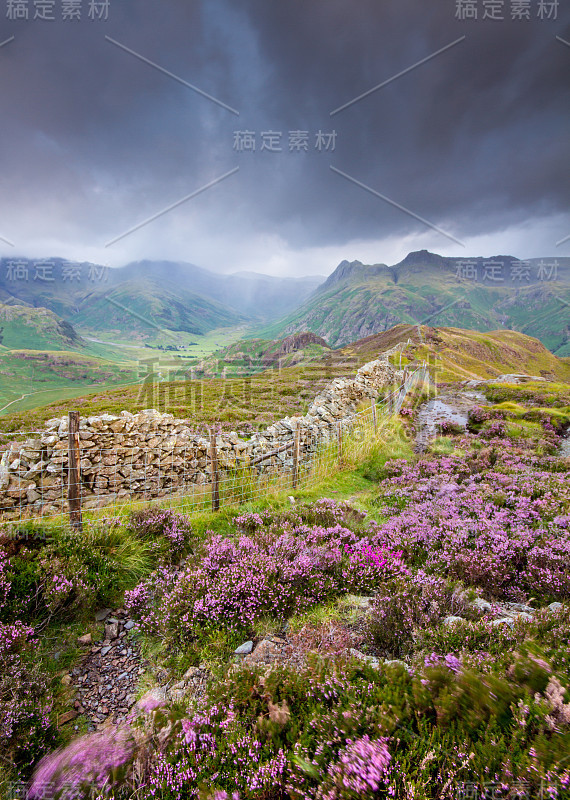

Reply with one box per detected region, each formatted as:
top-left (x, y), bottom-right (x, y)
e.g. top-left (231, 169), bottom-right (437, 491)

top-left (560, 432), bottom-right (570, 458)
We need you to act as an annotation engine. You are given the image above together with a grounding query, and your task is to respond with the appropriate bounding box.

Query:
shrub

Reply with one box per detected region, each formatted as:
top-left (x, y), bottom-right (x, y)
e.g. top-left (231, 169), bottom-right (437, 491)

top-left (366, 571), bottom-right (469, 657)
top-left (128, 508), bottom-right (194, 562)
top-left (0, 553), bottom-right (56, 773)
top-left (367, 449), bottom-right (570, 601)
top-left (28, 723), bottom-right (136, 799)
top-left (126, 524), bottom-right (399, 642)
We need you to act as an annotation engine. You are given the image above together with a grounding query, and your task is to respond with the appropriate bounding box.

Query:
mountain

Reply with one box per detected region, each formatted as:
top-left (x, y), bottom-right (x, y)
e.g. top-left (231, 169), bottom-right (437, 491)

top-left (119, 262), bottom-right (323, 319)
top-left (0, 302), bottom-right (86, 351)
top-left (73, 280), bottom-right (245, 339)
top-left (0, 258), bottom-right (323, 344)
top-left (261, 250), bottom-right (570, 354)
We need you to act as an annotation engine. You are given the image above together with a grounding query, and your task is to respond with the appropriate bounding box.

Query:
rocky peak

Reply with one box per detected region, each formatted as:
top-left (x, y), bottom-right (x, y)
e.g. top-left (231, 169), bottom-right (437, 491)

top-left (321, 260), bottom-right (389, 290)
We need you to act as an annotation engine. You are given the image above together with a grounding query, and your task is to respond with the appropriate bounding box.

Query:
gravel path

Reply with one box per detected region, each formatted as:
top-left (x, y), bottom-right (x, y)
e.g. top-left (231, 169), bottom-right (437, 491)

top-left (70, 608), bottom-right (145, 730)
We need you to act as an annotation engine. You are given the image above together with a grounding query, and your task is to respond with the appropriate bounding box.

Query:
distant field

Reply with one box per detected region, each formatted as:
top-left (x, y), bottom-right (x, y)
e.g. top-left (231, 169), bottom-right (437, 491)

top-left (0, 326), bottom-right (253, 420)
top-left (0, 361), bottom-right (343, 436)
top-left (77, 324), bottom-right (254, 361)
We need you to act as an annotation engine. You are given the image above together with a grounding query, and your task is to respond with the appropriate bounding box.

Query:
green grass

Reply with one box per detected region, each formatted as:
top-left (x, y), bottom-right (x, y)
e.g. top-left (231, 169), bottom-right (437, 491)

top-left (504, 420), bottom-right (544, 440)
top-left (0, 357), bottom-right (361, 435)
top-left (0, 350), bottom-right (140, 417)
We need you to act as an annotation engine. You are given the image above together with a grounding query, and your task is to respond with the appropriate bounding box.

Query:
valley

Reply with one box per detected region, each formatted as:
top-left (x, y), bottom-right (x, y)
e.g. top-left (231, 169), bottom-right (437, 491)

top-left (1, 249), bottom-right (568, 422)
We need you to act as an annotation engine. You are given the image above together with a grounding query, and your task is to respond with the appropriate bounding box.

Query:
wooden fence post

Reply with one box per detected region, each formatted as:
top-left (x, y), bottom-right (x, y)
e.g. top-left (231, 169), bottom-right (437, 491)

top-left (210, 430), bottom-right (220, 512)
top-left (68, 411), bottom-right (83, 532)
top-left (372, 402), bottom-right (378, 435)
top-left (292, 427), bottom-right (300, 490)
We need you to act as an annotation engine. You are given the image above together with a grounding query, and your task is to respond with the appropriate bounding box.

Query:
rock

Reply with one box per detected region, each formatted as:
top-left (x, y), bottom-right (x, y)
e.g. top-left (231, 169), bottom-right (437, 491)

top-left (124, 620), bottom-right (135, 631)
top-left (490, 617), bottom-right (514, 628)
top-left (58, 710), bottom-right (78, 726)
top-left (100, 646), bottom-right (112, 657)
top-left (26, 487), bottom-right (41, 504)
top-left (0, 453), bottom-right (10, 492)
top-left (349, 648), bottom-right (380, 668)
top-left (105, 622), bottom-right (119, 640)
top-left (443, 616), bottom-right (465, 626)
top-left (61, 674), bottom-right (72, 686)
top-left (234, 641), bottom-right (254, 656)
top-left (548, 602), bottom-right (563, 613)
top-left (78, 633), bottom-right (92, 646)
top-left (245, 639), bottom-right (291, 664)
top-left (384, 659), bottom-right (412, 673)
top-left (95, 608), bottom-right (112, 622)
top-left (472, 598), bottom-right (493, 613)
top-left (183, 666), bottom-right (203, 680)
top-left (503, 602), bottom-right (534, 615)
top-left (514, 612), bottom-right (533, 622)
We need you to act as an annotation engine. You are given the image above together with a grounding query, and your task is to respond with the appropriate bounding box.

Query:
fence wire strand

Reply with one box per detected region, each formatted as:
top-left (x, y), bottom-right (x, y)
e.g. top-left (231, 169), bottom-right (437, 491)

top-left (0, 366), bottom-right (428, 529)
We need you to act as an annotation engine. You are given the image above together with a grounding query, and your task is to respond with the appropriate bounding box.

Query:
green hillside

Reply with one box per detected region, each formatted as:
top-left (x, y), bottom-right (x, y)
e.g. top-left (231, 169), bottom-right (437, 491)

top-left (0, 349), bottom-right (139, 416)
top-left (74, 280), bottom-right (245, 340)
top-left (261, 251), bottom-right (570, 353)
top-left (341, 324), bottom-right (570, 383)
top-left (194, 331), bottom-right (331, 376)
top-left (1, 324), bottom-right (568, 435)
top-left (0, 303), bottom-right (87, 351)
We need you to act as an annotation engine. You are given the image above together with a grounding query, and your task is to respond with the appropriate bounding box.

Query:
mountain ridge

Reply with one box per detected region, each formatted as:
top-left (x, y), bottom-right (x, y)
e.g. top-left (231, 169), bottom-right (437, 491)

top-left (0, 257), bottom-right (323, 337)
top-left (261, 250), bottom-right (570, 354)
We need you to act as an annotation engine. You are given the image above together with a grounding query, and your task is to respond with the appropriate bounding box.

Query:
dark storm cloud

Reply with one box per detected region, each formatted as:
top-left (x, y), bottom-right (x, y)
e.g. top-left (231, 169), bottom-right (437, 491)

top-left (232, 0), bottom-right (570, 245)
top-left (0, 0), bottom-right (568, 262)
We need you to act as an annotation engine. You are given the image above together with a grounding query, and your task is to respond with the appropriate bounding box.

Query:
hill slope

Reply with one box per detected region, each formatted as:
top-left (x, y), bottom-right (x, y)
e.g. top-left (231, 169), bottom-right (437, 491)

top-left (262, 250), bottom-right (570, 353)
top-left (339, 324), bottom-right (570, 383)
top-left (0, 258), bottom-right (323, 344)
top-left (74, 280), bottom-right (245, 340)
top-left (0, 302), bottom-right (85, 351)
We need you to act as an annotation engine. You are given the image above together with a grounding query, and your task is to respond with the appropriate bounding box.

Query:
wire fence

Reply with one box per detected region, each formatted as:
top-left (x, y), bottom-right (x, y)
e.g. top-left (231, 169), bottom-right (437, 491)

top-left (0, 364), bottom-right (429, 531)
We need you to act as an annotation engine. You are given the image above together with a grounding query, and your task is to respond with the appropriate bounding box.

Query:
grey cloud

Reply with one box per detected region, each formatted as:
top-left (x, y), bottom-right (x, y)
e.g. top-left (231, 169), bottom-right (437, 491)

top-left (0, 0), bottom-right (568, 265)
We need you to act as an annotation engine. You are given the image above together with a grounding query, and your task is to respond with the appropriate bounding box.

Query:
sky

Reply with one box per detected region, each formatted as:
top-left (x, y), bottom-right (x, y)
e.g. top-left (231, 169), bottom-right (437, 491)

top-left (0, 0), bottom-right (568, 277)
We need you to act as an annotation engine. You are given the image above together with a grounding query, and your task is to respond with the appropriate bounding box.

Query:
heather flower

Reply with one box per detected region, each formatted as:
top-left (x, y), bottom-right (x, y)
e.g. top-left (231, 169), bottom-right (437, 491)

top-left (129, 509), bottom-right (193, 557)
top-left (28, 724), bottom-right (136, 799)
top-left (444, 654), bottom-right (462, 673)
top-left (326, 736), bottom-right (391, 798)
top-left (126, 508), bottom-right (396, 638)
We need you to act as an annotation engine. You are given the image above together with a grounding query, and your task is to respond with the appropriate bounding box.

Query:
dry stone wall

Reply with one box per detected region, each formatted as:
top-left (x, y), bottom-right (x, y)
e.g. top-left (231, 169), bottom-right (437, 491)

top-left (0, 356), bottom-right (398, 518)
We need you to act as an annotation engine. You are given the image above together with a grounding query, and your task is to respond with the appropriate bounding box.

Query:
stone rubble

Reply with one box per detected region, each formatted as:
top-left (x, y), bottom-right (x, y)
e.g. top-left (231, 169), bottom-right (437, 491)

top-left (68, 607), bottom-right (144, 730)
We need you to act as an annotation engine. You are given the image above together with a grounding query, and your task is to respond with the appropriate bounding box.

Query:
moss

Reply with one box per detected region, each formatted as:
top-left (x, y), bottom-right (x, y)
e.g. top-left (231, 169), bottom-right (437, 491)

top-left (504, 421), bottom-right (545, 440)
